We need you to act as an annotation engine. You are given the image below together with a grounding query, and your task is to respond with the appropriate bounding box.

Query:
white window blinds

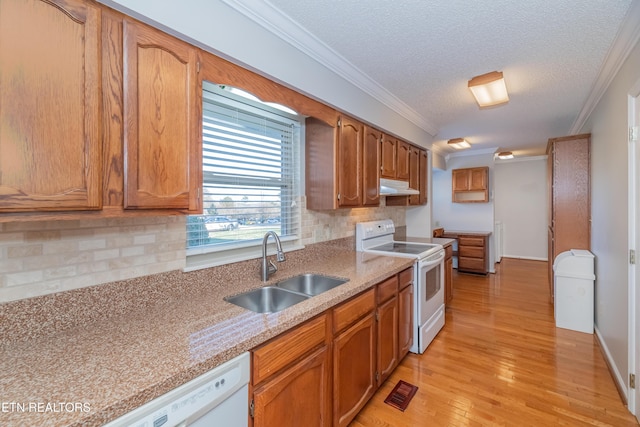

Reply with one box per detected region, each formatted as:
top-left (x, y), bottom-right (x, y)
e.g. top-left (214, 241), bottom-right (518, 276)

top-left (187, 83), bottom-right (301, 252)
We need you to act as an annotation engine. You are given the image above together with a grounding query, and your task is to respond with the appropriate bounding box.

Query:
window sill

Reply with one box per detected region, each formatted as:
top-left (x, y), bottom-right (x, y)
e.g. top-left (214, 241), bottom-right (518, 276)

top-left (184, 239), bottom-right (304, 272)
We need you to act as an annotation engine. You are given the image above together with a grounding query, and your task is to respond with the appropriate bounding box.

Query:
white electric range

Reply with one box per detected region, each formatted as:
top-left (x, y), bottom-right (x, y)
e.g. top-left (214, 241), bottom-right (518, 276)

top-left (356, 219), bottom-right (445, 354)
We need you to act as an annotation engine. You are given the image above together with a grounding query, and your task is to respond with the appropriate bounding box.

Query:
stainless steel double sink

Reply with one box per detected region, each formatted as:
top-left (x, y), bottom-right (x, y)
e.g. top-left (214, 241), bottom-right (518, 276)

top-left (225, 274), bottom-right (348, 314)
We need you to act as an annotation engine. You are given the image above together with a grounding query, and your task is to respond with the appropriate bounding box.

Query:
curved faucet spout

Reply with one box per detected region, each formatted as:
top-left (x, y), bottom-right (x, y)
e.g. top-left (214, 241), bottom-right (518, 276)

top-left (261, 231), bottom-right (286, 281)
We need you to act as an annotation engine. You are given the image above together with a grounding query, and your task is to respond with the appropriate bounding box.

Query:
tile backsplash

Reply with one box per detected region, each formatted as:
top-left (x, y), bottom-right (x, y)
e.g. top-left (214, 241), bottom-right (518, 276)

top-left (0, 198), bottom-right (406, 302)
top-left (0, 217), bottom-right (186, 302)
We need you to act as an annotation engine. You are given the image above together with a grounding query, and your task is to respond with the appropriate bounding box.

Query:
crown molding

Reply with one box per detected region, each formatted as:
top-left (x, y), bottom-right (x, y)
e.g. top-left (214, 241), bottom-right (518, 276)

top-left (571, 0), bottom-right (640, 134)
top-left (221, 0), bottom-right (439, 136)
top-left (445, 146), bottom-right (499, 162)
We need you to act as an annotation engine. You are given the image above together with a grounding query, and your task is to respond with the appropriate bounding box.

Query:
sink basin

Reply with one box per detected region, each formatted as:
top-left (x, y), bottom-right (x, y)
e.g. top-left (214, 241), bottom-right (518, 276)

top-left (276, 274), bottom-right (348, 296)
top-left (225, 286), bottom-right (310, 314)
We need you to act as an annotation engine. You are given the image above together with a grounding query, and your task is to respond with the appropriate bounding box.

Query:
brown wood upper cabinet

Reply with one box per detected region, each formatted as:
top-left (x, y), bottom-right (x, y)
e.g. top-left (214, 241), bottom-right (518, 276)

top-left (452, 167), bottom-right (489, 203)
top-left (0, 0), bottom-right (102, 213)
top-left (419, 149), bottom-right (428, 205)
top-left (363, 127), bottom-right (382, 206)
top-left (381, 135), bottom-right (410, 181)
top-left (123, 19), bottom-right (201, 211)
top-left (306, 116), bottom-right (380, 209)
top-left (387, 146), bottom-right (428, 206)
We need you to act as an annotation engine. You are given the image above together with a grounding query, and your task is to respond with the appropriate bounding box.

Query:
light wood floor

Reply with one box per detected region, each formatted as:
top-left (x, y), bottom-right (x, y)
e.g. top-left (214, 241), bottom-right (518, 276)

top-left (351, 258), bottom-right (639, 427)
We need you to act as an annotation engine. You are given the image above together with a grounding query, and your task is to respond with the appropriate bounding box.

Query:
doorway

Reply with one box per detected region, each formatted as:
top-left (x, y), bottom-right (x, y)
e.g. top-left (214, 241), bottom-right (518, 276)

top-left (628, 84), bottom-right (640, 420)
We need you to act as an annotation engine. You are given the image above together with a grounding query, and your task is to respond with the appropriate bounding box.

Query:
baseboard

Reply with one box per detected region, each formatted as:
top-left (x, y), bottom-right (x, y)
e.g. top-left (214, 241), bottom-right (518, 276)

top-left (501, 255), bottom-right (548, 262)
top-left (595, 326), bottom-right (629, 405)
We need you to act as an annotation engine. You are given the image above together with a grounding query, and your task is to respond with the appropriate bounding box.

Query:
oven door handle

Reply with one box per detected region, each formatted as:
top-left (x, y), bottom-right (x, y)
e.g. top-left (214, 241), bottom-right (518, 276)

top-left (419, 250), bottom-right (445, 267)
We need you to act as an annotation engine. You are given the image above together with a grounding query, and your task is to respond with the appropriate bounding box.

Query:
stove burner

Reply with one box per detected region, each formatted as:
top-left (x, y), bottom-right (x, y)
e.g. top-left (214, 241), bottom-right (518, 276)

top-left (372, 242), bottom-right (439, 255)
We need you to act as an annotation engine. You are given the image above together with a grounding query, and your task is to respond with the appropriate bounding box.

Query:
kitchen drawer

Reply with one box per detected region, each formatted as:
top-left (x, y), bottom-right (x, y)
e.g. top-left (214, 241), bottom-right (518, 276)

top-left (459, 246), bottom-right (484, 259)
top-left (459, 236), bottom-right (484, 247)
top-left (398, 267), bottom-right (413, 290)
top-left (458, 257), bottom-right (485, 273)
top-left (333, 288), bottom-right (375, 334)
top-left (253, 313), bottom-right (328, 384)
top-left (377, 276), bottom-right (398, 304)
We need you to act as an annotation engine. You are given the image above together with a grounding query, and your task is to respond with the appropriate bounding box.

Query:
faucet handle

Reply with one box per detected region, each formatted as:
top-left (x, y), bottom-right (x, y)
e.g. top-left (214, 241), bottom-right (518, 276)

top-left (268, 260), bottom-right (278, 275)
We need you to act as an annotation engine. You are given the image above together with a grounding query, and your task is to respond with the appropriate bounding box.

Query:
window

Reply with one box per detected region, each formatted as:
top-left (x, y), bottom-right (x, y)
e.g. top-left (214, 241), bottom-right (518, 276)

top-left (186, 82), bottom-right (302, 270)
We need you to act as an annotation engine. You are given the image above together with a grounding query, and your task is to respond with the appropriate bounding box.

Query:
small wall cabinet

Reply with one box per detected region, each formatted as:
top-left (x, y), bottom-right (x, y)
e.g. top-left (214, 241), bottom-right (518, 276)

top-left (452, 167), bottom-right (489, 203)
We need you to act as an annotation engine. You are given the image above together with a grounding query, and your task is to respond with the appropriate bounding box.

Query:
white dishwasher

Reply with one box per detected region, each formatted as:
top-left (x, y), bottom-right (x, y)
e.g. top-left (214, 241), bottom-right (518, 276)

top-left (104, 352), bottom-right (250, 427)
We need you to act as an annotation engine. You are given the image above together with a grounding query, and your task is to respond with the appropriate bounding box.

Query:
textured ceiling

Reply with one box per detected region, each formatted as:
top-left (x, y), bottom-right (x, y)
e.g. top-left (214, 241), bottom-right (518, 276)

top-left (260, 0), bottom-right (633, 157)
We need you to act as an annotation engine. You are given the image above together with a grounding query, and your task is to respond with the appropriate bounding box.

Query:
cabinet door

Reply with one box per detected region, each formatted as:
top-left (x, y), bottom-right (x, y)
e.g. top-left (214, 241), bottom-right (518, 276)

top-left (408, 147), bottom-right (420, 205)
top-left (123, 20), bottom-right (201, 211)
top-left (396, 140), bottom-right (411, 180)
top-left (469, 167), bottom-right (487, 191)
top-left (419, 149), bottom-right (428, 205)
top-left (452, 169), bottom-right (469, 191)
top-left (398, 284), bottom-right (414, 358)
top-left (377, 295), bottom-right (398, 386)
top-left (337, 116), bottom-right (362, 207)
top-left (380, 135), bottom-right (396, 179)
top-left (362, 127), bottom-right (381, 206)
top-left (253, 346), bottom-right (331, 427)
top-left (0, 0), bottom-right (101, 212)
top-left (333, 312), bottom-right (376, 427)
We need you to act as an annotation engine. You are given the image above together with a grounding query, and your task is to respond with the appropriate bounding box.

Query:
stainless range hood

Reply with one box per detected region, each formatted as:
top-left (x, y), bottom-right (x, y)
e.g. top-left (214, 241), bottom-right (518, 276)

top-left (379, 178), bottom-right (420, 196)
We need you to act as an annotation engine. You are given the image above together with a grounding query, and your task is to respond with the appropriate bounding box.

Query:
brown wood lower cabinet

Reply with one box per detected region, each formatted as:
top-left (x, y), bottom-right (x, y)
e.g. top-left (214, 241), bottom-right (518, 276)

top-left (376, 276), bottom-right (399, 387)
top-left (253, 345), bottom-right (331, 427)
top-left (444, 243), bottom-right (453, 304)
top-left (398, 272), bottom-right (414, 358)
top-left (250, 267), bottom-right (414, 427)
top-left (333, 310), bottom-right (376, 427)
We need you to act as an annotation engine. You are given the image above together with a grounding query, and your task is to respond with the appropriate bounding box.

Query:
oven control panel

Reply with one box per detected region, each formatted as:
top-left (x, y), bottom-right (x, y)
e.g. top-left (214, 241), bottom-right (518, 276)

top-left (356, 219), bottom-right (395, 250)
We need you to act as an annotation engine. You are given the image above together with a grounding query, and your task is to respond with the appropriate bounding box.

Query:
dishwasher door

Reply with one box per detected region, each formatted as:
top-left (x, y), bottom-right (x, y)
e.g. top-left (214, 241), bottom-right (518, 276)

top-left (104, 352), bottom-right (250, 427)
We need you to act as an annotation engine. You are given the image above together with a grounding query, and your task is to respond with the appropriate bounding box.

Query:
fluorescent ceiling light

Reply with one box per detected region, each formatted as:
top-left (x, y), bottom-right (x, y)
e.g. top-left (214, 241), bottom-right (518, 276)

top-left (468, 71), bottom-right (509, 107)
top-left (497, 151), bottom-right (514, 159)
top-left (447, 138), bottom-right (471, 150)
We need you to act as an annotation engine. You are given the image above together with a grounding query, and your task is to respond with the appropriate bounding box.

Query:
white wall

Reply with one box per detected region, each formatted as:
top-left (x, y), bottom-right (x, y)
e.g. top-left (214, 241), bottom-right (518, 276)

top-left (580, 38), bottom-right (640, 391)
top-left (494, 157), bottom-right (548, 260)
top-left (432, 152), bottom-right (496, 271)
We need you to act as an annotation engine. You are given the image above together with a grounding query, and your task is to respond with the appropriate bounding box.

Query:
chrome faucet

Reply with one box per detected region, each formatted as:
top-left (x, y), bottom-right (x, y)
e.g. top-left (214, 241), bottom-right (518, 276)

top-left (261, 231), bottom-right (286, 281)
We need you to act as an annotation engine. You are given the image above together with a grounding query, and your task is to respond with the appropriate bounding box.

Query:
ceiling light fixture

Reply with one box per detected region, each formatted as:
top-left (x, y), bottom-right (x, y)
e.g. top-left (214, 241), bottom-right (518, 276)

top-left (497, 151), bottom-right (514, 159)
top-left (447, 138), bottom-right (471, 150)
top-left (468, 71), bottom-right (509, 107)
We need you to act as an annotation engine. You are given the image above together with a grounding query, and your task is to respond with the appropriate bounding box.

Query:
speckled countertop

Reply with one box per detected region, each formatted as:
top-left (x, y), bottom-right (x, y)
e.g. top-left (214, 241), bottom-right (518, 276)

top-left (0, 237), bottom-right (413, 427)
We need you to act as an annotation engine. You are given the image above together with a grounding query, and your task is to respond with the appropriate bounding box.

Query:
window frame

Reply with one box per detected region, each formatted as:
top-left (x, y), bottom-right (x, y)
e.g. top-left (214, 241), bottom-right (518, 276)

top-left (185, 83), bottom-right (304, 272)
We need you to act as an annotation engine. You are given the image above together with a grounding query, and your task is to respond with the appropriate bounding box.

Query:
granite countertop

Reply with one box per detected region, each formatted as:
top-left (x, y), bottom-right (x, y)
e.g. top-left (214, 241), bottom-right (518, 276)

top-left (0, 237), bottom-right (413, 427)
